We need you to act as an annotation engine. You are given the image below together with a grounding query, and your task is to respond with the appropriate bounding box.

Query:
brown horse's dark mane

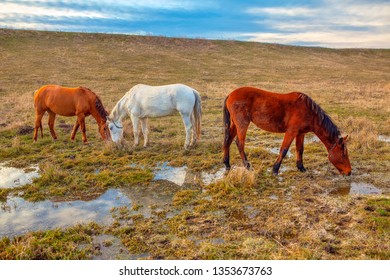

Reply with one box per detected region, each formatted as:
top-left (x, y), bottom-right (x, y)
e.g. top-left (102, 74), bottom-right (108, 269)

top-left (80, 87), bottom-right (108, 121)
top-left (95, 97), bottom-right (108, 121)
top-left (298, 93), bottom-right (340, 142)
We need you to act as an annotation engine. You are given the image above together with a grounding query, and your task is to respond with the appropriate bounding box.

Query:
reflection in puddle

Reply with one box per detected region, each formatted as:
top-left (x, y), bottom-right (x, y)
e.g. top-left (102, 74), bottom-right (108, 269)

top-left (201, 168), bottom-right (225, 185)
top-left (153, 162), bottom-right (187, 186)
top-left (0, 160), bottom-right (228, 238)
top-left (153, 162), bottom-right (225, 186)
top-left (331, 182), bottom-right (382, 196)
top-left (378, 135), bottom-right (390, 143)
top-left (0, 163), bottom-right (40, 189)
top-left (0, 189), bottom-right (131, 238)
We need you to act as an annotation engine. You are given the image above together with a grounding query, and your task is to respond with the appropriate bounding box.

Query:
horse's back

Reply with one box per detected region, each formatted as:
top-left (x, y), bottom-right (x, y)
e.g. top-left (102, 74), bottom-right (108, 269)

top-left (132, 83), bottom-right (195, 96)
top-left (34, 85), bottom-right (91, 116)
top-left (226, 87), bottom-right (309, 133)
top-left (130, 84), bottom-right (196, 117)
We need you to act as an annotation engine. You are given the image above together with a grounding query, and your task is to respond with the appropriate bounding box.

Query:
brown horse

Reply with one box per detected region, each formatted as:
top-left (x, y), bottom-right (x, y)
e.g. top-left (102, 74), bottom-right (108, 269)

top-left (223, 87), bottom-right (351, 175)
top-left (33, 85), bottom-right (111, 143)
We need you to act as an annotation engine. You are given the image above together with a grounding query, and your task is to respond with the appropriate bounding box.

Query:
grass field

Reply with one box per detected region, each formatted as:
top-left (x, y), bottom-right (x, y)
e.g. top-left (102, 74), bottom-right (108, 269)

top-left (0, 29), bottom-right (389, 259)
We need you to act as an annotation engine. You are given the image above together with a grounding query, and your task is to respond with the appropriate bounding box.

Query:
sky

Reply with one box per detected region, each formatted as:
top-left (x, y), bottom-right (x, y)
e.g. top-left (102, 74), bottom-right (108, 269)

top-left (0, 0), bottom-right (389, 48)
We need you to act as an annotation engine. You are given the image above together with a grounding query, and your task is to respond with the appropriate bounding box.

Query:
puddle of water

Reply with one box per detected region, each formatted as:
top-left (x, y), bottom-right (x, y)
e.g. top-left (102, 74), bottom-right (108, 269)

top-left (267, 166), bottom-right (290, 176)
top-left (121, 182), bottom-right (182, 218)
top-left (0, 163), bottom-right (40, 189)
top-left (331, 182), bottom-right (382, 196)
top-left (267, 147), bottom-right (291, 157)
top-left (0, 189), bottom-right (131, 238)
top-left (153, 162), bottom-right (225, 186)
top-left (307, 135), bottom-right (320, 143)
top-left (153, 162), bottom-right (187, 186)
top-left (201, 168), bottom-right (225, 185)
top-left (378, 135), bottom-right (390, 143)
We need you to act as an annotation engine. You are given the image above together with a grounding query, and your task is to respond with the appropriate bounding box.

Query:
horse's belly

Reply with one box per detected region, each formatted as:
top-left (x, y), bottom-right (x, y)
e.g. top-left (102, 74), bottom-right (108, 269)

top-left (138, 106), bottom-right (175, 118)
top-left (252, 118), bottom-right (286, 133)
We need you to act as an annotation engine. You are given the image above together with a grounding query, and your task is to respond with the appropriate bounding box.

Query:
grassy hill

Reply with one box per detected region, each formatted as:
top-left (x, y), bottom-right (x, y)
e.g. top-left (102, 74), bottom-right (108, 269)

top-left (0, 29), bottom-right (389, 259)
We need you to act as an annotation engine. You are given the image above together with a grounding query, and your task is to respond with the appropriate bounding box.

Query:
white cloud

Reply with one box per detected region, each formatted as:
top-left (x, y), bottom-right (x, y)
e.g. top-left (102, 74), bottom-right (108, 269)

top-left (245, 0), bottom-right (390, 48)
top-left (240, 30), bottom-right (390, 49)
top-left (0, 3), bottom-right (109, 19)
top-left (247, 7), bottom-right (315, 17)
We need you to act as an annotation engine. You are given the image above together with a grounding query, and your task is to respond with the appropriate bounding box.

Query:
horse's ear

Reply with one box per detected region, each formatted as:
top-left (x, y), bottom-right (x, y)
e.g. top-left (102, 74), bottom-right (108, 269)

top-left (338, 135), bottom-right (349, 145)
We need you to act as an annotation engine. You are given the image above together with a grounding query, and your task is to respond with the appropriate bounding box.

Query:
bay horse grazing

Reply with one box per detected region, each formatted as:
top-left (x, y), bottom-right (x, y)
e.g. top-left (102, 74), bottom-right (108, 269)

top-left (33, 85), bottom-right (111, 143)
top-left (223, 87), bottom-right (352, 176)
top-left (107, 84), bottom-right (202, 150)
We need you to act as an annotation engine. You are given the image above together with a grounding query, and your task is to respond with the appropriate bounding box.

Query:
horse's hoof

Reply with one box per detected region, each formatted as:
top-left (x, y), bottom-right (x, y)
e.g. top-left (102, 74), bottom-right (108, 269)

top-left (244, 161), bottom-right (251, 170)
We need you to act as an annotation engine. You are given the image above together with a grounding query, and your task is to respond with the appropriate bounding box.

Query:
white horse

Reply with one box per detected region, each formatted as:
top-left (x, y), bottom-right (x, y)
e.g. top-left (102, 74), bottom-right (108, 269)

top-left (107, 84), bottom-right (202, 149)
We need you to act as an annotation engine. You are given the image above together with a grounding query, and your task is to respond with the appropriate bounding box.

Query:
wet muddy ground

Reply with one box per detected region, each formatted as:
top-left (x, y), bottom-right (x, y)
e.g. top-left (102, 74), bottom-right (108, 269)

top-left (0, 162), bottom-right (225, 238)
top-left (1, 159), bottom-right (386, 240)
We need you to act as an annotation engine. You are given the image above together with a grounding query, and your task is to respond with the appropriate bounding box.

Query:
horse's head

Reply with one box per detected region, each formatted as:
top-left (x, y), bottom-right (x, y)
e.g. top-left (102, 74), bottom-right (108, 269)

top-left (107, 117), bottom-right (123, 143)
top-left (328, 135), bottom-right (352, 176)
top-left (99, 121), bottom-right (112, 141)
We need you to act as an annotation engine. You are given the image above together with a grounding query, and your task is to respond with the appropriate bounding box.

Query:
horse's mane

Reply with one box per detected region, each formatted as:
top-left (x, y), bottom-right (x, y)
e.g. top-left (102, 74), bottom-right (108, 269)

top-left (80, 87), bottom-right (108, 121)
top-left (95, 97), bottom-right (108, 121)
top-left (299, 93), bottom-right (340, 142)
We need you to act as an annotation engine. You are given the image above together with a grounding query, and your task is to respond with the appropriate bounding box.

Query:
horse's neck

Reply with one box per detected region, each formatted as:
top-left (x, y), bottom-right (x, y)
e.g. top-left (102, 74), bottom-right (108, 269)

top-left (90, 107), bottom-right (105, 126)
top-left (110, 97), bottom-right (129, 122)
top-left (313, 125), bottom-right (335, 151)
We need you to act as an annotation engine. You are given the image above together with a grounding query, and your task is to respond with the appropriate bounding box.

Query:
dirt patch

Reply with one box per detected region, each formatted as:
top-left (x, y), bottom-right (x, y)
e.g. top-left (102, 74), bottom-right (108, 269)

top-left (17, 125), bottom-right (34, 135)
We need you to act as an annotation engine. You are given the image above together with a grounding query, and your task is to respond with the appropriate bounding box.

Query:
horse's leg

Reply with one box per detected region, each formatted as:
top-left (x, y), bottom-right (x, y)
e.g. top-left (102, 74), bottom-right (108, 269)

top-left (190, 113), bottom-right (196, 146)
top-left (295, 133), bottom-right (306, 172)
top-left (140, 118), bottom-right (149, 147)
top-left (235, 120), bottom-right (251, 169)
top-left (131, 114), bottom-right (140, 146)
top-left (77, 113), bottom-right (88, 143)
top-left (47, 111), bottom-right (57, 140)
top-left (70, 120), bottom-right (80, 141)
top-left (223, 122), bottom-right (237, 170)
top-left (180, 113), bottom-right (192, 150)
top-left (33, 111), bottom-right (45, 141)
top-left (272, 131), bottom-right (296, 175)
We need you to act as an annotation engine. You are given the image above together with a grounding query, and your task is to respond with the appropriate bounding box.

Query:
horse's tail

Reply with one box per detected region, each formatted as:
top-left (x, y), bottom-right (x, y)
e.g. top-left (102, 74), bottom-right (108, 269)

top-left (223, 96), bottom-right (231, 147)
top-left (33, 88), bottom-right (44, 138)
top-left (223, 96), bottom-right (232, 169)
top-left (192, 89), bottom-right (202, 140)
